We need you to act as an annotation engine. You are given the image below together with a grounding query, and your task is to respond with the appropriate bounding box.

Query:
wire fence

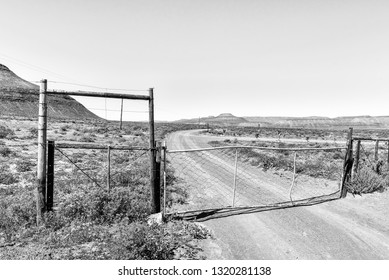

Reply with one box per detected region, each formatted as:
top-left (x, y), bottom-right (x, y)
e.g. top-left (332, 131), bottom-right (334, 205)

top-left (164, 145), bottom-right (346, 215)
top-left (52, 146), bottom-right (150, 208)
top-left (354, 140), bottom-right (389, 174)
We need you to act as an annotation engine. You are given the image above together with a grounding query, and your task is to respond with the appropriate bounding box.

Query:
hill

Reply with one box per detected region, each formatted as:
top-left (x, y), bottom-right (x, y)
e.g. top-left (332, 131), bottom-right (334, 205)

top-left (176, 113), bottom-right (248, 126)
top-left (176, 113), bottom-right (389, 129)
top-left (243, 116), bottom-right (389, 128)
top-left (0, 64), bottom-right (100, 120)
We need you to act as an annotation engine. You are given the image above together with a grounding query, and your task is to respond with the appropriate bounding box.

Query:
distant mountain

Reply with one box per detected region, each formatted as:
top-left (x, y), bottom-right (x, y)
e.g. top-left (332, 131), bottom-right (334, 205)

top-left (243, 116), bottom-right (389, 128)
top-left (176, 113), bottom-right (389, 128)
top-left (0, 64), bottom-right (100, 120)
top-left (176, 113), bottom-right (248, 126)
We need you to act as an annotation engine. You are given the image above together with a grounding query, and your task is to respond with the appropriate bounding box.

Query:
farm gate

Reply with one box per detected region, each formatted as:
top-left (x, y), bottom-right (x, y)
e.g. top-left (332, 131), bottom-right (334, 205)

top-left (162, 143), bottom-right (348, 217)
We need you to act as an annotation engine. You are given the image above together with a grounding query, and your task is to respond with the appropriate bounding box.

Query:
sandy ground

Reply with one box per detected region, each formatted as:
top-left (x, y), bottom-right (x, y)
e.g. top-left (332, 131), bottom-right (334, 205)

top-left (166, 130), bottom-right (389, 259)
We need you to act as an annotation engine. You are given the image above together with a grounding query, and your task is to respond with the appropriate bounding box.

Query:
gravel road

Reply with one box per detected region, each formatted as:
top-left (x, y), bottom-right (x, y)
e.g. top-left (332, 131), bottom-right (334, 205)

top-left (166, 130), bottom-right (389, 259)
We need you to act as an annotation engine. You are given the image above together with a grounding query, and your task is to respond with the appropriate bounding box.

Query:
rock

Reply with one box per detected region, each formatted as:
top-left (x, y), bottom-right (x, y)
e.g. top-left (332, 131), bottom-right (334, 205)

top-left (147, 212), bottom-right (163, 225)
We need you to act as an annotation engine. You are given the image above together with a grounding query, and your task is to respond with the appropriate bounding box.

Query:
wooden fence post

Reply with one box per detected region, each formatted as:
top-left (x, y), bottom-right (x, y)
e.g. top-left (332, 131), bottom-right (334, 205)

top-left (341, 127), bottom-right (353, 198)
top-left (232, 148), bottom-right (239, 207)
top-left (353, 140), bottom-right (361, 175)
top-left (374, 140), bottom-right (379, 161)
top-left (46, 140), bottom-right (55, 212)
top-left (387, 141), bottom-right (389, 171)
top-left (107, 145), bottom-right (111, 192)
top-left (36, 79), bottom-right (47, 224)
top-left (155, 141), bottom-right (162, 213)
top-left (119, 98), bottom-right (123, 130)
top-left (162, 141), bottom-right (167, 217)
top-left (149, 88), bottom-right (160, 213)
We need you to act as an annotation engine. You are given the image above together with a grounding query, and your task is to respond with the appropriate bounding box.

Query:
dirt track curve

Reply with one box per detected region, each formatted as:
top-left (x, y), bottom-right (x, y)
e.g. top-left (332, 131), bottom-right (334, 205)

top-left (167, 130), bottom-right (389, 259)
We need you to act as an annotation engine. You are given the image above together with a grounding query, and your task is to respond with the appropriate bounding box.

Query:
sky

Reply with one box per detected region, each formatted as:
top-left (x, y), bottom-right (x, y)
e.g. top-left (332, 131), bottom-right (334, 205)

top-left (1, 0), bottom-right (389, 121)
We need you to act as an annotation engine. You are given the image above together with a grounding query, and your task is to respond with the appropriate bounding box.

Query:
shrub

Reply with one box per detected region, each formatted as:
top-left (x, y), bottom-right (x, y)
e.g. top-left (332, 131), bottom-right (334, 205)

top-left (346, 166), bottom-right (388, 195)
top-left (16, 160), bottom-right (34, 172)
top-left (0, 146), bottom-right (12, 157)
top-left (0, 166), bottom-right (18, 185)
top-left (110, 222), bottom-right (176, 260)
top-left (60, 125), bottom-right (70, 132)
top-left (55, 186), bottom-right (150, 225)
top-left (0, 125), bottom-right (14, 139)
top-left (109, 221), bottom-right (208, 260)
top-left (0, 188), bottom-right (36, 241)
top-left (29, 127), bottom-right (38, 138)
top-left (78, 135), bottom-right (95, 142)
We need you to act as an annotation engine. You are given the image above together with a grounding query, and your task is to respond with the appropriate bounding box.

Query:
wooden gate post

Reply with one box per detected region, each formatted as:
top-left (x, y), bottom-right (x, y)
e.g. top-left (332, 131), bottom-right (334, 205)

top-left (36, 79), bottom-right (47, 224)
top-left (119, 98), bottom-right (123, 130)
top-left (155, 141), bottom-right (162, 213)
top-left (387, 141), bottom-right (389, 171)
top-left (232, 148), bottom-right (239, 207)
top-left (46, 140), bottom-right (55, 212)
top-left (162, 141), bottom-right (167, 216)
top-left (374, 140), bottom-right (379, 161)
top-left (341, 127), bottom-right (353, 198)
top-left (353, 140), bottom-right (361, 175)
top-left (149, 88), bottom-right (160, 213)
top-left (107, 145), bottom-right (111, 192)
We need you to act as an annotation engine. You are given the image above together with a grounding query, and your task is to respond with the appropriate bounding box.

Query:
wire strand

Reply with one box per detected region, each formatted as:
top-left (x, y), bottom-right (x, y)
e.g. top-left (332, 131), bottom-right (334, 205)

top-left (49, 80), bottom-right (149, 92)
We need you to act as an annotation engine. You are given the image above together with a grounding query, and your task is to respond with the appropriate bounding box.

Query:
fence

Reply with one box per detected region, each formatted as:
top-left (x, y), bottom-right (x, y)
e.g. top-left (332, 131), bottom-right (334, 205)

top-left (163, 144), bottom-right (347, 216)
top-left (35, 79), bottom-right (159, 224)
top-left (46, 141), bottom-right (150, 211)
top-left (352, 137), bottom-right (389, 175)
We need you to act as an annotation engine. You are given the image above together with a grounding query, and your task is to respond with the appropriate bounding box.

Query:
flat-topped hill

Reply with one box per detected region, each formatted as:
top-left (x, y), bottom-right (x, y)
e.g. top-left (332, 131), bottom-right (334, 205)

top-left (176, 113), bottom-right (389, 129)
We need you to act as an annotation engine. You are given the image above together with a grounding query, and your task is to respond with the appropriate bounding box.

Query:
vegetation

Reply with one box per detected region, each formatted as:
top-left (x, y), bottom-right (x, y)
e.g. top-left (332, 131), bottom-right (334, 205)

top-left (346, 165), bottom-right (389, 195)
top-left (209, 139), bottom-right (344, 180)
top-left (209, 131), bottom-right (389, 195)
top-left (204, 126), bottom-right (389, 143)
top-left (0, 119), bottom-right (209, 260)
top-left (0, 125), bottom-right (14, 139)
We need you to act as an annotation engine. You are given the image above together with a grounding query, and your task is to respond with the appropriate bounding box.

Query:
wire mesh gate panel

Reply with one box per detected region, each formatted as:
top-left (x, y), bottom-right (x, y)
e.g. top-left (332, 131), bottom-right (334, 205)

top-left (52, 145), bottom-right (150, 209)
top-left (164, 145), bottom-right (346, 215)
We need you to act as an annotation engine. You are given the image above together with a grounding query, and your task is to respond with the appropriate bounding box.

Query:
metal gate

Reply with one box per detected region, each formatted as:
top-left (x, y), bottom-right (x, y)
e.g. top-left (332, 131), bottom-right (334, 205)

top-left (163, 144), bottom-right (346, 217)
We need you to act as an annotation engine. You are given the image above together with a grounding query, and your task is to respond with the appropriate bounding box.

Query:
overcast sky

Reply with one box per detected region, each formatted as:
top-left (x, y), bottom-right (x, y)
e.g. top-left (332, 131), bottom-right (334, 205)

top-left (1, 0), bottom-right (389, 121)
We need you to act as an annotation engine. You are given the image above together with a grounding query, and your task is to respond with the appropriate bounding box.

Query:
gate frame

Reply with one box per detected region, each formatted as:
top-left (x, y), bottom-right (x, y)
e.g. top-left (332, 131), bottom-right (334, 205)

top-left (36, 79), bottom-right (160, 224)
top-left (164, 143), bottom-right (348, 216)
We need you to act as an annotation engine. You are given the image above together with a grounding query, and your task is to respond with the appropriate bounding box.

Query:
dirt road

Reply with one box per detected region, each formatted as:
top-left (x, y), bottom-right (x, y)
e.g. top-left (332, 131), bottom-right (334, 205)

top-left (166, 130), bottom-right (389, 259)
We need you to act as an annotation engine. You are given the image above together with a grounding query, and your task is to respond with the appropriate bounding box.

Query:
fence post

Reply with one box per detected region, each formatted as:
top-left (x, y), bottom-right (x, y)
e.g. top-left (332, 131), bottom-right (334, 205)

top-left (341, 127), bottom-right (353, 198)
top-left (374, 140), bottom-right (379, 161)
top-left (353, 140), bottom-right (361, 175)
top-left (149, 88), bottom-right (159, 213)
top-left (232, 148), bottom-right (238, 207)
top-left (107, 145), bottom-right (111, 192)
top-left (46, 140), bottom-right (55, 212)
top-left (36, 79), bottom-right (47, 224)
top-left (162, 141), bottom-right (167, 217)
top-left (155, 141), bottom-right (162, 213)
top-left (387, 141), bottom-right (389, 171)
top-left (119, 98), bottom-right (123, 130)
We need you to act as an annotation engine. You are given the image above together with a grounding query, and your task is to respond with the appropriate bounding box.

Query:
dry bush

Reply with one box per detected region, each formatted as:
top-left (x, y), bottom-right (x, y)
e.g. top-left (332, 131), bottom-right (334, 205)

top-left (0, 125), bottom-right (14, 139)
top-left (347, 166), bottom-right (388, 195)
top-left (0, 120), bottom-right (211, 260)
